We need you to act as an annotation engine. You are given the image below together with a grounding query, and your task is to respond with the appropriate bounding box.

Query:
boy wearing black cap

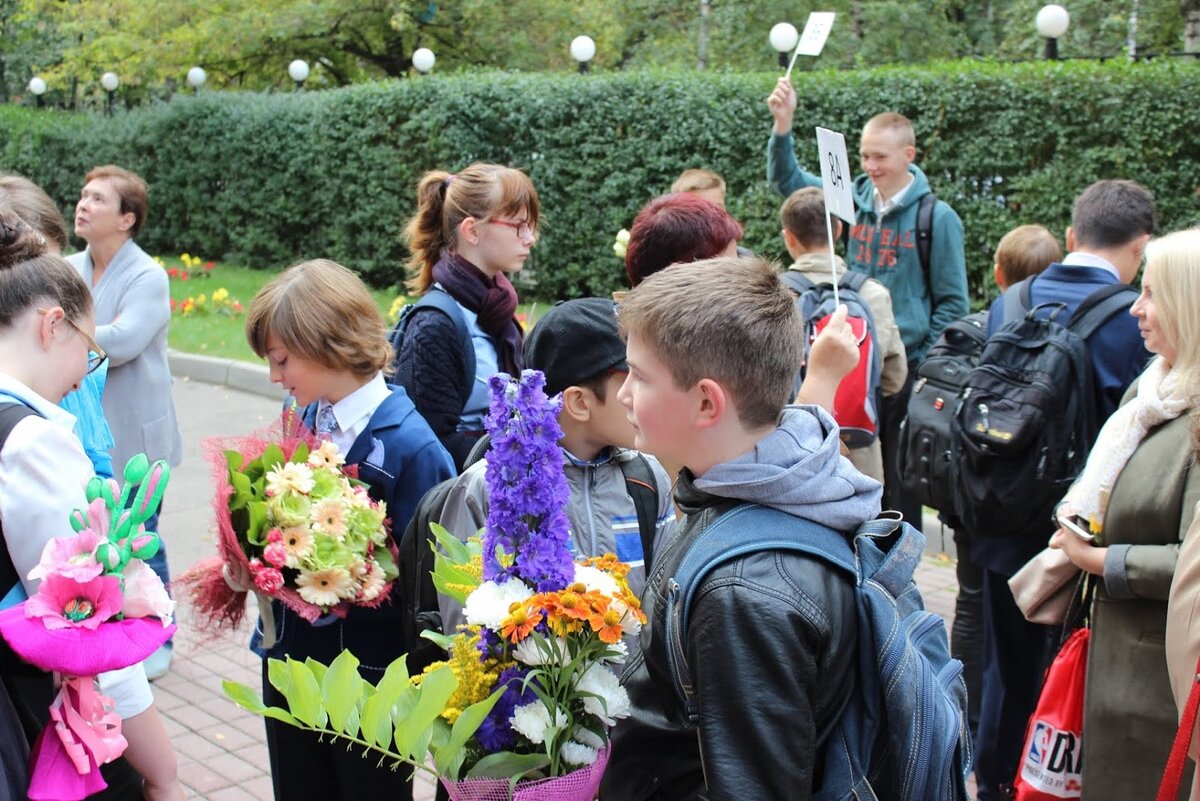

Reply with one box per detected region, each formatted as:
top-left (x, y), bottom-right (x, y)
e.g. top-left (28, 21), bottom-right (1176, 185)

top-left (436, 297), bottom-right (675, 618)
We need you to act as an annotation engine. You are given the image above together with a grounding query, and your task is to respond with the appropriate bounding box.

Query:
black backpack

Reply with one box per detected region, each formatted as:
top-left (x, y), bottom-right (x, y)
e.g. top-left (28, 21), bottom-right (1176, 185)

top-left (953, 279), bottom-right (1138, 539)
top-left (396, 443), bottom-right (661, 674)
top-left (897, 311), bottom-right (989, 527)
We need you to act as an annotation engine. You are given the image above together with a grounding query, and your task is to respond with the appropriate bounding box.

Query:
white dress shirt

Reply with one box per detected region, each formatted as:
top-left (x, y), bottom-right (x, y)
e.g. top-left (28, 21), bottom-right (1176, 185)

top-left (0, 372), bottom-right (153, 717)
top-left (316, 372), bottom-right (390, 457)
top-left (1061, 251), bottom-right (1121, 281)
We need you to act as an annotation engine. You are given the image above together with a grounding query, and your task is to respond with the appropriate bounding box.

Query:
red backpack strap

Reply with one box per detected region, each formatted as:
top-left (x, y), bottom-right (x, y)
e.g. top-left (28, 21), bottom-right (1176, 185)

top-left (1157, 654), bottom-right (1200, 801)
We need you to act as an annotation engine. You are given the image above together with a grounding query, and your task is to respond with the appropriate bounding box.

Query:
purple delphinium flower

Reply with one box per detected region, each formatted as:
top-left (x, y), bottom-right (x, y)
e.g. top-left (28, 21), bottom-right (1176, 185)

top-left (476, 665), bottom-right (535, 753)
top-left (482, 371), bottom-right (574, 592)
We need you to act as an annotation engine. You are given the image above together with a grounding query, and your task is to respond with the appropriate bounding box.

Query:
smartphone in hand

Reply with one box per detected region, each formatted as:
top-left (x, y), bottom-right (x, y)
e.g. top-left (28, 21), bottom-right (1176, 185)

top-left (1057, 514), bottom-right (1095, 542)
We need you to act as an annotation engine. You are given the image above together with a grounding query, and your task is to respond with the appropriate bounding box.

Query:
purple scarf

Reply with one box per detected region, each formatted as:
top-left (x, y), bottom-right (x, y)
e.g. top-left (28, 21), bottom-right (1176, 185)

top-left (432, 251), bottom-right (524, 376)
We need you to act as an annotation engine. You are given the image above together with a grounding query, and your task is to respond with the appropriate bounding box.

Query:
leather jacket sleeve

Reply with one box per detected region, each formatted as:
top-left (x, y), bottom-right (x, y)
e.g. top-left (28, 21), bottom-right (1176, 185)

top-left (687, 550), bottom-right (857, 801)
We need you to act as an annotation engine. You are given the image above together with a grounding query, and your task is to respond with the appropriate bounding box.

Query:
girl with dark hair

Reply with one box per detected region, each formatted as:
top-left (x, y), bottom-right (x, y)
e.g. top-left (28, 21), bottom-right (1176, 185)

top-left (0, 211), bottom-right (183, 800)
top-left (394, 163), bottom-right (540, 471)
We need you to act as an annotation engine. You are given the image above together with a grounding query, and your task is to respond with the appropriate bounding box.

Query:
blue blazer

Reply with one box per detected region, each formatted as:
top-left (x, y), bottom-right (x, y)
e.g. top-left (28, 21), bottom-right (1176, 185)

top-left (261, 385), bottom-right (454, 673)
top-left (976, 263), bottom-right (1151, 576)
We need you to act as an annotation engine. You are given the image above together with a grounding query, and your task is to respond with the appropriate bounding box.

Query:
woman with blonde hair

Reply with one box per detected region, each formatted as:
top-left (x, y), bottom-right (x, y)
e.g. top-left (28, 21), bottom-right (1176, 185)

top-left (1049, 227), bottom-right (1200, 798)
top-left (393, 163), bottom-right (539, 471)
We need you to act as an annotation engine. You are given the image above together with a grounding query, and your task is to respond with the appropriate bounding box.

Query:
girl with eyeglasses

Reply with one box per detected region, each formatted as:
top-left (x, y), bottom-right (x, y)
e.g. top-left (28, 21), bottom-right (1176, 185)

top-left (68, 165), bottom-right (181, 680)
top-left (0, 211), bottom-right (184, 801)
top-left (394, 163), bottom-right (540, 471)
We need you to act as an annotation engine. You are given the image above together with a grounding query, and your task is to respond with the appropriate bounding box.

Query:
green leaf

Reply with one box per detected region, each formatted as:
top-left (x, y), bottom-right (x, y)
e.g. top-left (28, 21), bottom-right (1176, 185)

top-left (429, 523), bottom-right (472, 563)
top-left (229, 471), bottom-right (253, 511)
top-left (361, 658), bottom-right (410, 750)
top-left (222, 680), bottom-right (267, 714)
top-left (304, 657), bottom-right (329, 688)
top-left (226, 450), bottom-right (245, 473)
top-left (321, 651), bottom-right (362, 734)
top-left (420, 630), bottom-right (456, 650)
top-left (465, 751), bottom-right (551, 780)
top-left (434, 686), bottom-right (506, 778)
top-left (291, 441), bottom-right (310, 463)
top-left (266, 658), bottom-right (291, 695)
top-left (246, 501), bottom-right (269, 545)
top-left (285, 659), bottom-right (326, 727)
top-left (393, 665), bottom-right (456, 759)
top-left (260, 444), bottom-right (286, 473)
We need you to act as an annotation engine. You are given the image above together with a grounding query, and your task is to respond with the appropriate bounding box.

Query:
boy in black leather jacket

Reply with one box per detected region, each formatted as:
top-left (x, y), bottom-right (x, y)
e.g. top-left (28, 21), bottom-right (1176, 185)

top-left (601, 256), bottom-right (882, 800)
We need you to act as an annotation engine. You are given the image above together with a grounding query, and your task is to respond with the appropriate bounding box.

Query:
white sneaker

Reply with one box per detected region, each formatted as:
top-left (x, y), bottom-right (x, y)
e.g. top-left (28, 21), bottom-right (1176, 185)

top-left (144, 644), bottom-right (173, 681)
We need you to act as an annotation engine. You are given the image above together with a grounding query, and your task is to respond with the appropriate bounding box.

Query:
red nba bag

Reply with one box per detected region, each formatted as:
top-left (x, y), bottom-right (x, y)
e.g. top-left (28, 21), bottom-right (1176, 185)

top-left (1014, 627), bottom-right (1089, 800)
top-left (782, 270), bottom-right (882, 448)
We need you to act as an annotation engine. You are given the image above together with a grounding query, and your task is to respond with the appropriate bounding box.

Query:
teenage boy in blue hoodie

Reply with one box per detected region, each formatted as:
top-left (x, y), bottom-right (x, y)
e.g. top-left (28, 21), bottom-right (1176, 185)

top-left (765, 77), bottom-right (968, 531)
top-left (601, 256), bottom-right (882, 801)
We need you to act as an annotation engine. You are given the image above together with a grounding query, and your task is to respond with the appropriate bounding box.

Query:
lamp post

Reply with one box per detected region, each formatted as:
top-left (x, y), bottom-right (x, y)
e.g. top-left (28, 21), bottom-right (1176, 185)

top-left (412, 48), bottom-right (436, 74)
top-left (100, 71), bottom-right (119, 115)
top-left (186, 66), bottom-right (207, 94)
top-left (1036, 4), bottom-right (1070, 60)
top-left (569, 35), bottom-right (595, 74)
top-left (287, 59), bottom-right (310, 90)
top-left (769, 22), bottom-right (800, 69)
top-left (28, 76), bottom-right (46, 109)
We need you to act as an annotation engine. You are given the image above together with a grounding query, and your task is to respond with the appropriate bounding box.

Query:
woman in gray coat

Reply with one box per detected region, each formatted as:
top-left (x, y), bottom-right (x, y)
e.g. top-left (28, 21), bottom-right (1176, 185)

top-left (1049, 228), bottom-right (1200, 799)
top-left (68, 165), bottom-right (181, 679)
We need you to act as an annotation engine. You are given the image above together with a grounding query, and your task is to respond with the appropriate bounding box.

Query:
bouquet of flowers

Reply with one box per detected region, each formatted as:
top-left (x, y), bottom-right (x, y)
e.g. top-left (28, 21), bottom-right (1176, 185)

top-left (182, 422), bottom-right (397, 633)
top-left (0, 455), bottom-right (175, 801)
top-left (223, 371), bottom-right (644, 800)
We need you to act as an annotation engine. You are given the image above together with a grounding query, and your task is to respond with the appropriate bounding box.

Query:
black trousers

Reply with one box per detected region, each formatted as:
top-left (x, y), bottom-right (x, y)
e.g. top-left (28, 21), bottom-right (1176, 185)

top-left (974, 570), bottom-right (1059, 800)
top-left (950, 529), bottom-right (984, 739)
top-left (263, 660), bottom-right (415, 801)
top-left (880, 369), bottom-right (924, 531)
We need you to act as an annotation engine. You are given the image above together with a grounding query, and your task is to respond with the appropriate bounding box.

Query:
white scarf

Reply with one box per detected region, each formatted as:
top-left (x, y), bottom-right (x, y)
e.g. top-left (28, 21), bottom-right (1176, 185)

top-left (1065, 356), bottom-right (1192, 533)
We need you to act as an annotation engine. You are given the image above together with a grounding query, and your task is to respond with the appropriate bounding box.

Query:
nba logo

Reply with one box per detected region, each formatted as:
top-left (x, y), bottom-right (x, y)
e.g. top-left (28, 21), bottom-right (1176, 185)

top-left (1027, 721), bottom-right (1052, 766)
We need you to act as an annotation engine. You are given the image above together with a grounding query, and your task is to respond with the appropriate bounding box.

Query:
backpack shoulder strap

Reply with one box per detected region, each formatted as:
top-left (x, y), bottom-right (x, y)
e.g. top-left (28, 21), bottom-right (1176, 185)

top-left (617, 454), bottom-right (659, 574)
top-left (391, 288), bottom-right (477, 410)
top-left (915, 193), bottom-right (937, 289)
top-left (838, 269), bottom-right (869, 294)
top-left (666, 503), bottom-right (854, 719)
top-left (0, 401), bottom-right (40, 608)
top-left (398, 475), bottom-right (458, 674)
top-left (780, 270), bottom-right (816, 296)
top-left (463, 432), bottom-right (493, 470)
top-left (1068, 283), bottom-right (1140, 341)
top-left (1000, 278), bottom-right (1031, 324)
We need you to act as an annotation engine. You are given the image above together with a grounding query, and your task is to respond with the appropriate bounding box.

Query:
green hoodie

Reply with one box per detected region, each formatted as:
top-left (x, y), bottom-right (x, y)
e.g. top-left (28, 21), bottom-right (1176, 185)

top-left (767, 131), bottom-right (968, 363)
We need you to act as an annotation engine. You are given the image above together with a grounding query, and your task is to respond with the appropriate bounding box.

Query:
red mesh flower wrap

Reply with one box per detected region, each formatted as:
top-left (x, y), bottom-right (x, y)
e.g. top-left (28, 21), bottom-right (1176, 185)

top-left (440, 747), bottom-right (609, 801)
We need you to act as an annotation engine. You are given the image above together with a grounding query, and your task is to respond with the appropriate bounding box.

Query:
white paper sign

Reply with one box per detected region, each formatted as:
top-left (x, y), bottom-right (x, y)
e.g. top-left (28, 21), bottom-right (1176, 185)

top-left (797, 12), bottom-right (836, 56)
top-left (815, 127), bottom-right (855, 225)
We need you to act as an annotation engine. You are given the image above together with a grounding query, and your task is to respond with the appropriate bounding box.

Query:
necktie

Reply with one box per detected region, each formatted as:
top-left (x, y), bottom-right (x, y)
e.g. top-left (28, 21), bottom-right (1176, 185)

top-left (315, 404), bottom-right (338, 440)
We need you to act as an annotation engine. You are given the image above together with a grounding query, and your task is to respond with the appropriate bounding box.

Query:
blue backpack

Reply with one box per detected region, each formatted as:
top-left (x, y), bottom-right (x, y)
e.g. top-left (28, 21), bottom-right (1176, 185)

top-left (663, 504), bottom-right (972, 800)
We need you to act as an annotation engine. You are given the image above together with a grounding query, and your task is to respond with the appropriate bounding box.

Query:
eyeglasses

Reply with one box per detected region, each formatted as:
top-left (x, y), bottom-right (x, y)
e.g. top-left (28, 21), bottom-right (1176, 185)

top-left (37, 308), bottom-right (108, 375)
top-left (487, 218), bottom-right (537, 241)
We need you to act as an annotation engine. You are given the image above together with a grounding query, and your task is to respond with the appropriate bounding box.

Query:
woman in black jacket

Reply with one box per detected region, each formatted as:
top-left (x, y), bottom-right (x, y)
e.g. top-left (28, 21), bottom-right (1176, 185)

top-left (394, 163), bottom-right (540, 471)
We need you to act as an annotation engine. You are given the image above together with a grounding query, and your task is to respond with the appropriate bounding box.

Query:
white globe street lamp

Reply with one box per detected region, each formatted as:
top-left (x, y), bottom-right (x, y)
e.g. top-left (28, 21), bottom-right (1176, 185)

top-left (28, 76), bottom-right (46, 108)
top-left (769, 22), bottom-right (800, 68)
top-left (287, 59), bottom-right (310, 89)
top-left (412, 47), bottom-right (436, 74)
top-left (1036, 4), bottom-right (1070, 59)
top-left (570, 35), bottom-right (596, 73)
top-left (186, 66), bottom-right (207, 93)
top-left (100, 71), bottom-right (119, 115)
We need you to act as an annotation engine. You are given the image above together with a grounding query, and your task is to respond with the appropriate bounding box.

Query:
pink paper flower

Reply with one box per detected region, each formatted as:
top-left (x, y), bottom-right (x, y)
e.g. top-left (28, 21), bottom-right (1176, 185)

top-left (254, 568), bottom-right (284, 594)
top-left (25, 575), bottom-right (123, 631)
top-left (262, 543), bottom-right (287, 569)
top-left (28, 530), bottom-right (105, 584)
top-left (120, 560), bottom-right (174, 624)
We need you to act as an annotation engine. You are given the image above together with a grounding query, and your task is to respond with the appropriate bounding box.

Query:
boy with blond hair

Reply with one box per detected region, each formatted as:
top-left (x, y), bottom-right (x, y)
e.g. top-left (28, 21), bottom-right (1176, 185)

top-left (781, 186), bottom-right (907, 481)
top-left (670, 168), bottom-right (727, 208)
top-left (766, 81), bottom-right (968, 531)
top-left (601, 256), bottom-right (882, 800)
top-left (993, 223), bottom-right (1062, 289)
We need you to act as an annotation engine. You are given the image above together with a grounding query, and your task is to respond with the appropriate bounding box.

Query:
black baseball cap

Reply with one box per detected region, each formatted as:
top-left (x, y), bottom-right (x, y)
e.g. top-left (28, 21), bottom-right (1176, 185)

top-left (523, 298), bottom-right (628, 396)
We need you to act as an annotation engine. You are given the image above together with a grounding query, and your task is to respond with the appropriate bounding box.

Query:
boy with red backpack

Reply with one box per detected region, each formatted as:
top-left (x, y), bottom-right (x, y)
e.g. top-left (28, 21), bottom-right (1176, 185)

top-left (780, 187), bottom-right (907, 482)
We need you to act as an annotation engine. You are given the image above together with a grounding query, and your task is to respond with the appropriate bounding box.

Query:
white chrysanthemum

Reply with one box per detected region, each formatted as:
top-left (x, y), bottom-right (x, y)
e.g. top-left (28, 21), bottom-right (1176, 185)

top-left (601, 639), bottom-right (629, 665)
top-left (510, 701), bottom-right (566, 745)
top-left (463, 578), bottom-right (534, 629)
top-left (577, 664), bottom-right (631, 726)
top-left (561, 740), bottom-right (599, 766)
top-left (265, 461), bottom-right (315, 497)
top-left (573, 564), bottom-right (620, 597)
top-left (607, 598), bottom-right (641, 638)
top-left (572, 726), bottom-right (605, 750)
top-left (513, 635), bottom-right (571, 667)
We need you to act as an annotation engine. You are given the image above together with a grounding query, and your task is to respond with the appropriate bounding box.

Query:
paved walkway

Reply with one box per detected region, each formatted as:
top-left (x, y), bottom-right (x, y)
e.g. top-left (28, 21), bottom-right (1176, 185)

top-left (154, 376), bottom-right (964, 799)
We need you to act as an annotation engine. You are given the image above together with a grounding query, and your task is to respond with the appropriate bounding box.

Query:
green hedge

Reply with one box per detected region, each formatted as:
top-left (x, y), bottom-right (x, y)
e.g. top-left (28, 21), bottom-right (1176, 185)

top-left (2, 60), bottom-right (1198, 304)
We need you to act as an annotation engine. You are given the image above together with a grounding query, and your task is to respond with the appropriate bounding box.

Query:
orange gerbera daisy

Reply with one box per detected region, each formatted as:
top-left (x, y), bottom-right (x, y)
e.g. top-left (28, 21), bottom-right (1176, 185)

top-left (555, 591), bottom-right (590, 620)
top-left (501, 604), bottom-right (543, 643)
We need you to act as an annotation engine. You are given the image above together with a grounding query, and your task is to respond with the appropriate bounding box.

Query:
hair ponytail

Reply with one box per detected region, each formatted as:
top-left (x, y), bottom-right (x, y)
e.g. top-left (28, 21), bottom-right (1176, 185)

top-left (0, 209), bottom-right (90, 329)
top-left (403, 170), bottom-right (454, 294)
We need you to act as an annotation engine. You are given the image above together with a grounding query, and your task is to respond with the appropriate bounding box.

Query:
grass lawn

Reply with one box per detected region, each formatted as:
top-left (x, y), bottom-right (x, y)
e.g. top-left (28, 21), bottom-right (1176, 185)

top-left (162, 257), bottom-right (549, 363)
